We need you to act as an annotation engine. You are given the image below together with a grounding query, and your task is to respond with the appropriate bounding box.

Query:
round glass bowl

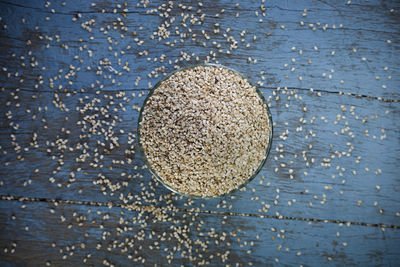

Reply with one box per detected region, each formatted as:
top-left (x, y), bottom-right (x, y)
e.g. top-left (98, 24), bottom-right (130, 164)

top-left (137, 63), bottom-right (273, 198)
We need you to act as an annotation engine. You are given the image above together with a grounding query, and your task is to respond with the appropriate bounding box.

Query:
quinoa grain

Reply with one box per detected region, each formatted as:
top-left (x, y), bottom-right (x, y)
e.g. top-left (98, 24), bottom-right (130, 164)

top-left (139, 65), bottom-right (271, 197)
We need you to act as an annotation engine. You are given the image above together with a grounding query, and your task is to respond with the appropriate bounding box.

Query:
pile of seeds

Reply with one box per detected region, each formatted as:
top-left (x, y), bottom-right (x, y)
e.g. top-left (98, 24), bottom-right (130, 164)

top-left (139, 65), bottom-right (271, 197)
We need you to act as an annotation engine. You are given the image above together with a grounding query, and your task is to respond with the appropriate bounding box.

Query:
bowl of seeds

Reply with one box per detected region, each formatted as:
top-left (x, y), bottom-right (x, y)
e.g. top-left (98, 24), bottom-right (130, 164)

top-left (138, 64), bottom-right (273, 198)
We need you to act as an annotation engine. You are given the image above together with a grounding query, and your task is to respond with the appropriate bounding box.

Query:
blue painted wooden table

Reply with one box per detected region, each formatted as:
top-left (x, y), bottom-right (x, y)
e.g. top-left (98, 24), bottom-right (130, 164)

top-left (0, 0), bottom-right (399, 266)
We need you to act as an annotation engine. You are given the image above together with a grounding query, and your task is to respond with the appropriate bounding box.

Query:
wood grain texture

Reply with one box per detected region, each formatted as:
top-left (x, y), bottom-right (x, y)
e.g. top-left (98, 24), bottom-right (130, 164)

top-left (0, 0), bottom-right (399, 99)
top-left (0, 199), bottom-right (399, 266)
top-left (0, 88), bottom-right (399, 227)
top-left (0, 0), bottom-right (399, 266)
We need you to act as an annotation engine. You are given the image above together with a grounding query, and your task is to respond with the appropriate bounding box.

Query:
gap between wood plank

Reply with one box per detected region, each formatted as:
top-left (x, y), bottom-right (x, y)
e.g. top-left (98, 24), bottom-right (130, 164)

top-left (1, 194), bottom-right (399, 229)
top-left (3, 86), bottom-right (399, 103)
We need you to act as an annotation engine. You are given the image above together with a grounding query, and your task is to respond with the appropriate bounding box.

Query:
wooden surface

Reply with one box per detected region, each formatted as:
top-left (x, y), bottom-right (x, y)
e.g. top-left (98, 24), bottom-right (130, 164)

top-left (0, 0), bottom-right (399, 266)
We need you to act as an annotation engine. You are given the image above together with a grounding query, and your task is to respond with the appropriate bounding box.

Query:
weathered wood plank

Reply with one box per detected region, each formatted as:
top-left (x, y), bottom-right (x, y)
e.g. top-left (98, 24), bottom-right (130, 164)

top-left (0, 87), bottom-right (399, 226)
top-left (0, 199), bottom-right (399, 266)
top-left (0, 0), bottom-right (399, 265)
top-left (0, 0), bottom-right (399, 100)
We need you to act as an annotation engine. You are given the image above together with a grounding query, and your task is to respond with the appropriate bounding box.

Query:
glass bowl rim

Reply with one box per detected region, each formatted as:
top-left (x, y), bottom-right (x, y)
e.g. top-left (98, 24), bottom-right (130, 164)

top-left (137, 63), bottom-right (273, 199)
